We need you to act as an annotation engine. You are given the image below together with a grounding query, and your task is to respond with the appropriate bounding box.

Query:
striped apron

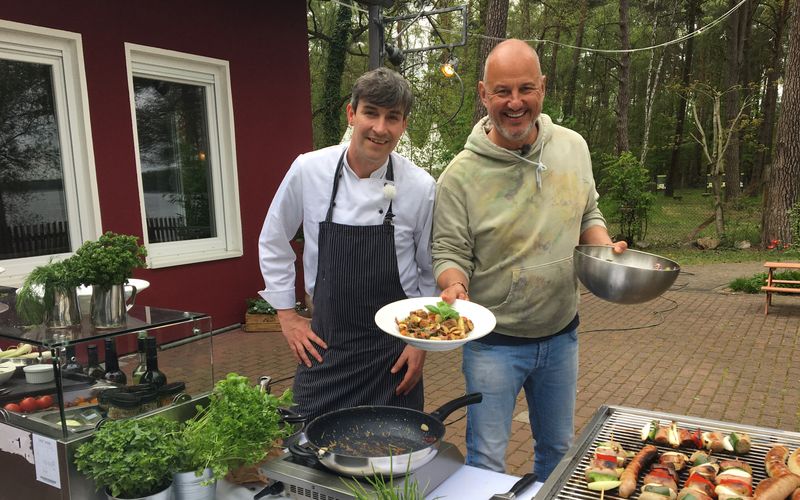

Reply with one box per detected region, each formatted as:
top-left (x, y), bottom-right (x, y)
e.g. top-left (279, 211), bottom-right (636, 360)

top-left (292, 152), bottom-right (424, 421)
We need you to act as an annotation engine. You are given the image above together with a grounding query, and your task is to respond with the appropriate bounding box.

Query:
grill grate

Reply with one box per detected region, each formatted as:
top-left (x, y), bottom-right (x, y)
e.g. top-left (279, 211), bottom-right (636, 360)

top-left (536, 406), bottom-right (800, 500)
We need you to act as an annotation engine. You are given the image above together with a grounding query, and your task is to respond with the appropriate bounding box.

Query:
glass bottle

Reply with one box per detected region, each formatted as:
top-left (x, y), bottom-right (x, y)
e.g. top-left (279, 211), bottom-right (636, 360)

top-left (62, 345), bottom-right (83, 375)
top-left (84, 344), bottom-right (105, 379)
top-left (103, 338), bottom-right (127, 385)
top-left (131, 332), bottom-right (148, 384)
top-left (140, 337), bottom-right (167, 388)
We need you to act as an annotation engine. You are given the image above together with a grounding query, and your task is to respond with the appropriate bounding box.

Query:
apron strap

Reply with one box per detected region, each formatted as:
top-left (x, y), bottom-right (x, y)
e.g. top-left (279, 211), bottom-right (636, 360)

top-left (325, 149), bottom-right (397, 225)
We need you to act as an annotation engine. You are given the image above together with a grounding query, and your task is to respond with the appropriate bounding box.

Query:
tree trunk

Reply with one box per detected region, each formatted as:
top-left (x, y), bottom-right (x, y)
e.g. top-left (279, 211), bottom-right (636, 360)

top-left (616, 0), bottom-right (631, 154)
top-left (547, 25), bottom-right (561, 98)
top-left (750, 0), bottom-right (790, 195)
top-left (762, 2), bottom-right (800, 246)
top-left (723, 0), bottom-right (756, 201)
top-left (563, 0), bottom-right (589, 120)
top-left (666, 0), bottom-right (698, 197)
top-left (472, 0), bottom-right (510, 125)
top-left (319, 1), bottom-right (352, 148)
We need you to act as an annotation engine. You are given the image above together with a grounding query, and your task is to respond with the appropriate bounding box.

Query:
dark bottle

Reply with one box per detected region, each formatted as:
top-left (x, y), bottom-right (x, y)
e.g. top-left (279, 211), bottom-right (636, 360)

top-left (103, 338), bottom-right (127, 385)
top-left (140, 337), bottom-right (167, 388)
top-left (62, 345), bottom-right (84, 375)
top-left (84, 344), bottom-right (105, 379)
top-left (131, 333), bottom-right (148, 384)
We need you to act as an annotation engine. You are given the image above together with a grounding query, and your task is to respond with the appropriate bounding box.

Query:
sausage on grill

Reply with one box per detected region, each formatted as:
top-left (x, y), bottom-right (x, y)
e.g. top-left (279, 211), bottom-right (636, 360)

top-left (619, 444), bottom-right (659, 498)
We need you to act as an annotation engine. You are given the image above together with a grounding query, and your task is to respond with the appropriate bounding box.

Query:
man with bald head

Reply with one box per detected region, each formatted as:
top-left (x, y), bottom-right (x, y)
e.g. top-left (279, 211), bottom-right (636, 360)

top-left (432, 39), bottom-right (625, 480)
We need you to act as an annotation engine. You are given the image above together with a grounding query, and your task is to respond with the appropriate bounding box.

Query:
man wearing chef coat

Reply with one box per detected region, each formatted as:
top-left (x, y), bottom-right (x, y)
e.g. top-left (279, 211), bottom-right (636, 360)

top-left (258, 68), bottom-right (436, 420)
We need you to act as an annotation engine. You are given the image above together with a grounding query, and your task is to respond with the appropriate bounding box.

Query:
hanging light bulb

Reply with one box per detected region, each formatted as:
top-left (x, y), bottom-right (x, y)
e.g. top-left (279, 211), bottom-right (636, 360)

top-left (440, 57), bottom-right (459, 78)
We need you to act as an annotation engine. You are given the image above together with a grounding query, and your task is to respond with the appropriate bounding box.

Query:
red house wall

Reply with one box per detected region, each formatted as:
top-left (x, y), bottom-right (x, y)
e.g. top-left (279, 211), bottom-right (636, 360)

top-left (1, 1), bottom-right (313, 328)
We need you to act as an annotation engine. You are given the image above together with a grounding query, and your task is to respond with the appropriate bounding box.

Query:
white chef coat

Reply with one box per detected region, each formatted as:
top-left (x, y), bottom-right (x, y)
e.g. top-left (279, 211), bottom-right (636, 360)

top-left (258, 143), bottom-right (436, 310)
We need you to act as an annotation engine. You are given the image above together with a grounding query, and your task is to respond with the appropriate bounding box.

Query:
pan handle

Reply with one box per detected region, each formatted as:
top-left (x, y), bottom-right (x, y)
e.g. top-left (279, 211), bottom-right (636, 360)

top-left (429, 392), bottom-right (482, 422)
top-left (288, 441), bottom-right (326, 461)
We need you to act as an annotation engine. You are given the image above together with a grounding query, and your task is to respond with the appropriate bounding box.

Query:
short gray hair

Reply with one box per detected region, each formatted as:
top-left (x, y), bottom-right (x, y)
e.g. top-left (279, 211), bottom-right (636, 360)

top-left (350, 67), bottom-right (414, 117)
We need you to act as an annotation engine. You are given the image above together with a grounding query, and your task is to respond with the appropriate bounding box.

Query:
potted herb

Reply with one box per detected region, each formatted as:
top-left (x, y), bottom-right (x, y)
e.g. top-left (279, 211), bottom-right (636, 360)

top-left (16, 258), bottom-right (82, 327)
top-left (72, 232), bottom-right (147, 328)
top-left (74, 415), bottom-right (179, 500)
top-left (173, 373), bottom-right (295, 499)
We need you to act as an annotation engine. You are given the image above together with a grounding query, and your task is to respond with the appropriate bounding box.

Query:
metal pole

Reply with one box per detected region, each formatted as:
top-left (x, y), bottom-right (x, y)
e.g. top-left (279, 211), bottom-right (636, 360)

top-left (368, 4), bottom-right (383, 69)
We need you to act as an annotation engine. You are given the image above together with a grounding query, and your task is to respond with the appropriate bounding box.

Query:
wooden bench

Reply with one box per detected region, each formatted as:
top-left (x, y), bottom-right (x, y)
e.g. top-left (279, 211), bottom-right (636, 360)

top-left (762, 261), bottom-right (800, 315)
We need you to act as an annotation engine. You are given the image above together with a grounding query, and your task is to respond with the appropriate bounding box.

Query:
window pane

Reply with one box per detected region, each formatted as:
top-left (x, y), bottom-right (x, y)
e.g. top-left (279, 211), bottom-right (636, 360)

top-left (0, 59), bottom-right (70, 259)
top-left (134, 77), bottom-right (216, 243)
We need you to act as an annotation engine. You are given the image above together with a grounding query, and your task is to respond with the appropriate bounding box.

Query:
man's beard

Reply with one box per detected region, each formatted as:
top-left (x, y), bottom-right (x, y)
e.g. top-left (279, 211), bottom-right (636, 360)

top-left (490, 115), bottom-right (537, 144)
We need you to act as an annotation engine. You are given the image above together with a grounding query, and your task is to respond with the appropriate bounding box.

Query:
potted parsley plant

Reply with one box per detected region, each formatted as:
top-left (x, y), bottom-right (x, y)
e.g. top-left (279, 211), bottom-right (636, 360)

top-left (74, 415), bottom-right (179, 500)
top-left (173, 373), bottom-right (295, 499)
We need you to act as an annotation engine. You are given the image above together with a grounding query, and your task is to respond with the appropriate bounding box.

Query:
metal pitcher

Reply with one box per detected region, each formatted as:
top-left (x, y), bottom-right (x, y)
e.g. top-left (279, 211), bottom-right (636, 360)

top-left (46, 287), bottom-right (81, 328)
top-left (91, 284), bottom-right (137, 329)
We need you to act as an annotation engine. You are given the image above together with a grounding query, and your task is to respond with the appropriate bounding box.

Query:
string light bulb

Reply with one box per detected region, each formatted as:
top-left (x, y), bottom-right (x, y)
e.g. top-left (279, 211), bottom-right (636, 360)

top-left (440, 57), bottom-right (459, 78)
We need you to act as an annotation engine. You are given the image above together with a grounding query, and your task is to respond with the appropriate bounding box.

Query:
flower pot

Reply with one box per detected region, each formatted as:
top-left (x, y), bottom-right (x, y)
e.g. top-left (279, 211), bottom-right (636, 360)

top-left (91, 283), bottom-right (138, 329)
top-left (173, 468), bottom-right (215, 500)
top-left (105, 482), bottom-right (171, 500)
top-left (46, 287), bottom-right (81, 328)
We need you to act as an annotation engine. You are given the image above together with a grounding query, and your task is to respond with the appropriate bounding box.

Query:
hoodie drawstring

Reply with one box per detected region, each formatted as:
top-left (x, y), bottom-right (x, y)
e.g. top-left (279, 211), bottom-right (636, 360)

top-left (509, 144), bottom-right (548, 190)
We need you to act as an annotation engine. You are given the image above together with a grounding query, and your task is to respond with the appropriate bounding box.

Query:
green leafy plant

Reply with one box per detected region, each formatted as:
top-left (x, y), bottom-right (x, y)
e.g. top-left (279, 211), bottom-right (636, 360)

top-left (246, 297), bottom-right (278, 315)
top-left (72, 232), bottom-right (147, 288)
top-left (342, 465), bottom-right (432, 500)
top-left (16, 258), bottom-right (82, 324)
top-left (247, 298), bottom-right (307, 315)
top-left (598, 152), bottom-right (654, 246)
top-left (74, 415), bottom-right (179, 498)
top-left (730, 271), bottom-right (800, 294)
top-left (178, 373), bottom-right (294, 483)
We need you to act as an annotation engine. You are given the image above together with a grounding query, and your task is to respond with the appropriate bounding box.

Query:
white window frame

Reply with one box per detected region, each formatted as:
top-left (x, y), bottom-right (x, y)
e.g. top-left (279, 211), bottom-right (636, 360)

top-left (0, 20), bottom-right (101, 287)
top-left (125, 43), bottom-right (242, 269)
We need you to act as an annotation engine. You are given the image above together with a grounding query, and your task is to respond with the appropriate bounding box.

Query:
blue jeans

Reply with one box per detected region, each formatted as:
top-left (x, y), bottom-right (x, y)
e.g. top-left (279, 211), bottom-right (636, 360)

top-left (462, 328), bottom-right (578, 481)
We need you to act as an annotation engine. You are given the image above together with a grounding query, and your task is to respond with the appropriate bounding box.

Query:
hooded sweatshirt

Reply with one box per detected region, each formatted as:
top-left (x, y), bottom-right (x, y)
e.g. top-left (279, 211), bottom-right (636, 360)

top-left (432, 114), bottom-right (606, 338)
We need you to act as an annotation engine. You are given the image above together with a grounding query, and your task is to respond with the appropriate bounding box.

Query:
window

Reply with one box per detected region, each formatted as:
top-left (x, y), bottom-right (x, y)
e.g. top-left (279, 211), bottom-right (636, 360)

top-left (0, 20), bottom-right (100, 285)
top-left (126, 44), bottom-right (242, 268)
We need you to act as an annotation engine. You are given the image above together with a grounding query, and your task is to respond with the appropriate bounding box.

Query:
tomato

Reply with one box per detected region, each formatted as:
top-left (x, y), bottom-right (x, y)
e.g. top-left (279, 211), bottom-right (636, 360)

top-left (19, 397), bottom-right (39, 413)
top-left (3, 403), bottom-right (21, 412)
top-left (36, 395), bottom-right (54, 410)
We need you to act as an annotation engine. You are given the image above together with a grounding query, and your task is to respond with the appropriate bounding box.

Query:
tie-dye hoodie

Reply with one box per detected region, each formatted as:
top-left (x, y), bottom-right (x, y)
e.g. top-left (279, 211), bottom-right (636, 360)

top-left (432, 114), bottom-right (606, 338)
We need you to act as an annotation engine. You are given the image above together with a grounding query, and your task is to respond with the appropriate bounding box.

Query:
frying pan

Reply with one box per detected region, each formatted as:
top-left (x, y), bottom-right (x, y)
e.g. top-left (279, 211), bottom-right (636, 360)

top-left (289, 393), bottom-right (482, 476)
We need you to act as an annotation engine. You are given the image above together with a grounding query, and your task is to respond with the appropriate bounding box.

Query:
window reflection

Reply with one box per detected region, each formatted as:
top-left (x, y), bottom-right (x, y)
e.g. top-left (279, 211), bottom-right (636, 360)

top-left (0, 59), bottom-right (70, 259)
top-left (134, 77), bottom-right (215, 243)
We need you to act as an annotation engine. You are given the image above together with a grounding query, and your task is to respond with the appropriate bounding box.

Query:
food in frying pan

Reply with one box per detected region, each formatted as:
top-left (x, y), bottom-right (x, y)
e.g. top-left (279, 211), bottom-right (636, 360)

top-left (396, 301), bottom-right (474, 340)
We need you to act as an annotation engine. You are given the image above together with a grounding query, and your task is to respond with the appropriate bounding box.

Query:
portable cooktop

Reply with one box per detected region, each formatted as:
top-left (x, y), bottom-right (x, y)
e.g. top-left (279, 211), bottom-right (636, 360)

top-left (260, 441), bottom-right (464, 500)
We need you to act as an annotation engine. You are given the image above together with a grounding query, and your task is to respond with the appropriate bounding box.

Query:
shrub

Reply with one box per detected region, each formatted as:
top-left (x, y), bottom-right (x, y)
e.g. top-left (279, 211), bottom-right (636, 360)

top-left (729, 270), bottom-right (800, 293)
top-left (598, 152), bottom-right (654, 245)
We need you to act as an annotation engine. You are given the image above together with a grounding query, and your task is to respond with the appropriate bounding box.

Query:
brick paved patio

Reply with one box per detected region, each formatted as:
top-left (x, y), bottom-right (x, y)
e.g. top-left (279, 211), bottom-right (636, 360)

top-left (207, 261), bottom-right (800, 476)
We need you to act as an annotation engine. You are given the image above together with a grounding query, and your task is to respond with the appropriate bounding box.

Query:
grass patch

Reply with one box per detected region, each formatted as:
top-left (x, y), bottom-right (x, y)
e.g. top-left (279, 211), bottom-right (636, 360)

top-left (648, 247), bottom-right (800, 266)
top-left (729, 270), bottom-right (800, 294)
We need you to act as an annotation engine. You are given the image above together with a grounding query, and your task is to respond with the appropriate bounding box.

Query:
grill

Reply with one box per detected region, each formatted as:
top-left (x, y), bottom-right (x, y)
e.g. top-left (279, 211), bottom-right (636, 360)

top-left (536, 405), bottom-right (800, 499)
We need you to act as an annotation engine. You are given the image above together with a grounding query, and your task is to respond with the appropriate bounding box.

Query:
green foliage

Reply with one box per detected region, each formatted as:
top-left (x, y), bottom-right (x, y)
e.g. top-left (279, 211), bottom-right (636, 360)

top-left (178, 373), bottom-right (295, 481)
top-left (342, 468), bottom-right (429, 500)
top-left (74, 416), bottom-right (180, 498)
top-left (789, 202), bottom-right (800, 249)
top-left (73, 232), bottom-right (147, 288)
top-left (599, 152), bottom-right (654, 245)
top-left (729, 271), bottom-right (800, 294)
top-left (16, 258), bottom-right (82, 325)
top-left (247, 297), bottom-right (277, 315)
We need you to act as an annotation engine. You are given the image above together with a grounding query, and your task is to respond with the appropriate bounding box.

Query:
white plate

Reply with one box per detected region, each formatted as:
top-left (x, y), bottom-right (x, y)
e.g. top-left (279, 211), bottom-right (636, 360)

top-left (374, 297), bottom-right (496, 352)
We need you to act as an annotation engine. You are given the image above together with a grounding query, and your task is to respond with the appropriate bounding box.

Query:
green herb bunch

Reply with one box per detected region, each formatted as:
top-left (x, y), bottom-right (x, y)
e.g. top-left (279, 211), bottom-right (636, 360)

top-left (16, 258), bottom-right (82, 324)
top-left (247, 297), bottom-right (278, 315)
top-left (343, 470), bottom-right (433, 500)
top-left (74, 416), bottom-right (180, 498)
top-left (179, 373), bottom-right (294, 483)
top-left (424, 301), bottom-right (460, 321)
top-left (73, 232), bottom-right (147, 288)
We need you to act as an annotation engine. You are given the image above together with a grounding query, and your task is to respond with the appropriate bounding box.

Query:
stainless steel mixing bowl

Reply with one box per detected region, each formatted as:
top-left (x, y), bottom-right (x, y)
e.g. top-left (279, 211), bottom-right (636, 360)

top-left (573, 245), bottom-right (680, 304)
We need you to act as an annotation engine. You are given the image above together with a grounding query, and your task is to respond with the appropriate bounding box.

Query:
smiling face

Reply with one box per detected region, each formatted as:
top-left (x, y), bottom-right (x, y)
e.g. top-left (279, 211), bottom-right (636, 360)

top-left (346, 100), bottom-right (407, 177)
top-left (479, 40), bottom-right (546, 150)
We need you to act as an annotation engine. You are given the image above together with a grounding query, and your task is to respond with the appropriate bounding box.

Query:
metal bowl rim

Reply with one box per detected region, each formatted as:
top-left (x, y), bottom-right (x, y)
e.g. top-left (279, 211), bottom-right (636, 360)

top-left (573, 245), bottom-right (681, 271)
